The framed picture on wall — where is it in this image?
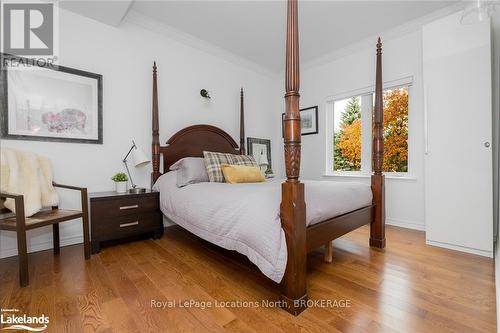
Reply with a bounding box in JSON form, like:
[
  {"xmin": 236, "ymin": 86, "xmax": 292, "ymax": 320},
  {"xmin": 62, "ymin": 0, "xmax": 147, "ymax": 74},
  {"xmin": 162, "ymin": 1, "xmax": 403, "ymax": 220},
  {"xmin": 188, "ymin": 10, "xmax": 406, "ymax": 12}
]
[
  {"xmin": 247, "ymin": 137, "xmax": 272, "ymax": 175},
  {"xmin": 282, "ymin": 105, "xmax": 319, "ymax": 137},
  {"xmin": 0, "ymin": 53, "xmax": 103, "ymax": 144}
]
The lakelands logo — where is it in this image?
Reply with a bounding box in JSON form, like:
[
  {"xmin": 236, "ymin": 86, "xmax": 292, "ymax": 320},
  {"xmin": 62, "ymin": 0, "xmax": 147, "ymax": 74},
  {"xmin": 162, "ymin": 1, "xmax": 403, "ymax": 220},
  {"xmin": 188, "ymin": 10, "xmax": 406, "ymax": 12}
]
[{"xmin": 0, "ymin": 309, "xmax": 49, "ymax": 332}]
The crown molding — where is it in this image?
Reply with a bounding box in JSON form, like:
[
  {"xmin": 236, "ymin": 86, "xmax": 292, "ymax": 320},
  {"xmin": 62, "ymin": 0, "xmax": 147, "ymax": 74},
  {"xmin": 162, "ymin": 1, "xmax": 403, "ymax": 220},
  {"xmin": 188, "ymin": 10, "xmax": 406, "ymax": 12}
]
[
  {"xmin": 123, "ymin": 9, "xmax": 277, "ymax": 79},
  {"xmin": 301, "ymin": 2, "xmax": 465, "ymax": 72},
  {"xmin": 124, "ymin": 3, "xmax": 466, "ymax": 79}
]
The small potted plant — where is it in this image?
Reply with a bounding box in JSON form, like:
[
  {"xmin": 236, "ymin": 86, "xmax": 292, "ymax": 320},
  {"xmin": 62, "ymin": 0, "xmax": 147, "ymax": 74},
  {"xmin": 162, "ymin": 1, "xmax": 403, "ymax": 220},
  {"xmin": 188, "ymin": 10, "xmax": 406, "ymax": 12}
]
[{"xmin": 111, "ymin": 172, "xmax": 128, "ymax": 193}]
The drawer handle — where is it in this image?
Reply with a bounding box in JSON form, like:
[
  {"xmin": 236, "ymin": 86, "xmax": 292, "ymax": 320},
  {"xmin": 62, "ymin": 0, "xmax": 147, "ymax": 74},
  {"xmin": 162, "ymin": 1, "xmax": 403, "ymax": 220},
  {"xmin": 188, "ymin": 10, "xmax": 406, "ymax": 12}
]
[
  {"xmin": 120, "ymin": 221, "xmax": 139, "ymax": 228},
  {"xmin": 119, "ymin": 204, "xmax": 139, "ymax": 210}
]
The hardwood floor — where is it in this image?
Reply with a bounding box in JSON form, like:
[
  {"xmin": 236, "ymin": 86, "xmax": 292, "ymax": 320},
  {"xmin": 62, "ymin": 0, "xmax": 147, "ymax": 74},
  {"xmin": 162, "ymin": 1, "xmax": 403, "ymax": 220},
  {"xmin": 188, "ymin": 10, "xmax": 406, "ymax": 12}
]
[{"xmin": 0, "ymin": 225, "xmax": 496, "ymax": 332}]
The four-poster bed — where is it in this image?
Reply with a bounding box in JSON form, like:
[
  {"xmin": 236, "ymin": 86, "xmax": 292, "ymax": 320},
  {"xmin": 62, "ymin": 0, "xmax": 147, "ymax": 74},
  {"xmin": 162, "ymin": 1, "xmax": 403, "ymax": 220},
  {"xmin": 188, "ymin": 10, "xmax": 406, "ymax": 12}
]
[{"xmin": 151, "ymin": 0, "xmax": 385, "ymax": 316}]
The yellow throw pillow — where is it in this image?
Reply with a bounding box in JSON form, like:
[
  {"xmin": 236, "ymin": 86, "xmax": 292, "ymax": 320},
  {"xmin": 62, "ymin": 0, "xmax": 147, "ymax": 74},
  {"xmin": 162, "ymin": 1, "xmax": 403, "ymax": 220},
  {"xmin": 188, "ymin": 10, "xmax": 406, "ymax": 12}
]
[{"xmin": 221, "ymin": 164, "xmax": 265, "ymax": 184}]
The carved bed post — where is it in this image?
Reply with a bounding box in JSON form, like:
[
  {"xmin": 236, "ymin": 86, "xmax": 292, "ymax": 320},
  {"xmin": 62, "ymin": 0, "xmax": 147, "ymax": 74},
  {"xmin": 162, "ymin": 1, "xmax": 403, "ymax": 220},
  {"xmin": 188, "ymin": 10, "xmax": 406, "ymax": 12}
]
[
  {"xmin": 370, "ymin": 38, "xmax": 386, "ymax": 248},
  {"xmin": 151, "ymin": 62, "xmax": 161, "ymax": 186},
  {"xmin": 239, "ymin": 88, "xmax": 245, "ymax": 155},
  {"xmin": 280, "ymin": 0, "xmax": 308, "ymax": 315}
]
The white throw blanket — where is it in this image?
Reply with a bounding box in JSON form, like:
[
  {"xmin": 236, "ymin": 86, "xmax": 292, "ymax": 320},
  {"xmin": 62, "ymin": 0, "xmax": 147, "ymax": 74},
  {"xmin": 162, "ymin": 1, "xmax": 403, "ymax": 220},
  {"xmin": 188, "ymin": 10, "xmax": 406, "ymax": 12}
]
[{"xmin": 0, "ymin": 148, "xmax": 59, "ymax": 217}]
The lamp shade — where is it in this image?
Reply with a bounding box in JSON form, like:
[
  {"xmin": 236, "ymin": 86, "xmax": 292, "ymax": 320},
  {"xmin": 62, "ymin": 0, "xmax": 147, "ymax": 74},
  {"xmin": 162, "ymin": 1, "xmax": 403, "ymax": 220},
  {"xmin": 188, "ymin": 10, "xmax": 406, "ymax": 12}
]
[{"xmin": 131, "ymin": 147, "xmax": 150, "ymax": 167}]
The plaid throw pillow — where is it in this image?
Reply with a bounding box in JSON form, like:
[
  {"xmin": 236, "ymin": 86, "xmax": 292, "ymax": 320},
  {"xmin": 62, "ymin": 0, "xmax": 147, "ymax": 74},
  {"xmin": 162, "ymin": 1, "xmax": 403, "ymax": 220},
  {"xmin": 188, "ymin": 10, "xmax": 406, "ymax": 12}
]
[
  {"xmin": 203, "ymin": 151, "xmax": 257, "ymax": 182},
  {"xmin": 231, "ymin": 154, "xmax": 258, "ymax": 167}
]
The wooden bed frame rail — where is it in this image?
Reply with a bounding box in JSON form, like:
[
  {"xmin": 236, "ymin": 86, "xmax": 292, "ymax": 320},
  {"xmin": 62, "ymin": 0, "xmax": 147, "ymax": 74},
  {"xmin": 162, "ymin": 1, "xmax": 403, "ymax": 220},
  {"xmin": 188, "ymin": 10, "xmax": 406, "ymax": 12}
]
[{"xmin": 150, "ymin": 0, "xmax": 385, "ymax": 316}]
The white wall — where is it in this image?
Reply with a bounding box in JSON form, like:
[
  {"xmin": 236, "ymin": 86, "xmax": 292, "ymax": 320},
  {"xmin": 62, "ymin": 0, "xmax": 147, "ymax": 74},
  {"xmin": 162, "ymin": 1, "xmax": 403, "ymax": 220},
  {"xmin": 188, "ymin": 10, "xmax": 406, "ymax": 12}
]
[
  {"xmin": 492, "ymin": 13, "xmax": 500, "ymax": 244},
  {"xmin": 490, "ymin": 10, "xmax": 500, "ymax": 333},
  {"xmin": 294, "ymin": 30, "xmax": 426, "ymax": 230},
  {"xmin": 0, "ymin": 8, "xmax": 279, "ymax": 258}
]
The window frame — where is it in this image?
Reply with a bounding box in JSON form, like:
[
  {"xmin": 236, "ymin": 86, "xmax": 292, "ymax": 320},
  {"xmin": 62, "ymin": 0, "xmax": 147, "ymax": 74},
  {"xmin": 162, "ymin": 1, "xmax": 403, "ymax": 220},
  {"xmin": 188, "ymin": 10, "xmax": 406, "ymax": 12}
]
[{"xmin": 325, "ymin": 76, "xmax": 413, "ymax": 178}]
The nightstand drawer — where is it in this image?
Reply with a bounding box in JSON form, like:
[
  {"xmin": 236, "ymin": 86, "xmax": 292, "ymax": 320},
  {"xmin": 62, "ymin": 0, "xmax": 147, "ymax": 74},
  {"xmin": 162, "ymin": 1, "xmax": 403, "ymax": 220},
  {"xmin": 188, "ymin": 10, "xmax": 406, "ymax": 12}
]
[
  {"xmin": 92, "ymin": 212, "xmax": 161, "ymax": 239},
  {"xmin": 91, "ymin": 196, "xmax": 159, "ymax": 219}
]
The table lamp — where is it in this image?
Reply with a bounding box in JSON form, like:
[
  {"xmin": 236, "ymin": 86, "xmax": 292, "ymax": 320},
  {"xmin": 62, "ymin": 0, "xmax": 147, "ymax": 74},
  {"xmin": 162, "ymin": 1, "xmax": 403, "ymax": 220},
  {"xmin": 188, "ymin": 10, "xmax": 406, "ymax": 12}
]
[{"xmin": 123, "ymin": 140, "xmax": 150, "ymax": 193}]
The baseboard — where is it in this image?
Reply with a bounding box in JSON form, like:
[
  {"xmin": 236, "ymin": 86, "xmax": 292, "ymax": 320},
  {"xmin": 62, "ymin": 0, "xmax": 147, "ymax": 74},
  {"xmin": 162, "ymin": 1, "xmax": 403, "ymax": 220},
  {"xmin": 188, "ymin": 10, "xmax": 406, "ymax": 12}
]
[
  {"xmin": 0, "ymin": 216, "xmax": 177, "ymax": 259},
  {"xmin": 0, "ymin": 234, "xmax": 83, "ymax": 259},
  {"xmin": 1, "ymin": 219, "xmax": 177, "ymax": 259},
  {"xmin": 163, "ymin": 215, "xmax": 176, "ymax": 227},
  {"xmin": 426, "ymin": 239, "xmax": 494, "ymax": 258},
  {"xmin": 386, "ymin": 217, "xmax": 425, "ymax": 231}
]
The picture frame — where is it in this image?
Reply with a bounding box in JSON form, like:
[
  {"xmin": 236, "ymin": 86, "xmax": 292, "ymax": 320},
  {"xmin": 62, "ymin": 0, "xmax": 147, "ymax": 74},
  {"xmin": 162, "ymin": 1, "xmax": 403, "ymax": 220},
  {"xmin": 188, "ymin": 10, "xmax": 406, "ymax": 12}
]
[
  {"xmin": 247, "ymin": 137, "xmax": 272, "ymax": 174},
  {"xmin": 0, "ymin": 53, "xmax": 103, "ymax": 144},
  {"xmin": 282, "ymin": 105, "xmax": 319, "ymax": 137}
]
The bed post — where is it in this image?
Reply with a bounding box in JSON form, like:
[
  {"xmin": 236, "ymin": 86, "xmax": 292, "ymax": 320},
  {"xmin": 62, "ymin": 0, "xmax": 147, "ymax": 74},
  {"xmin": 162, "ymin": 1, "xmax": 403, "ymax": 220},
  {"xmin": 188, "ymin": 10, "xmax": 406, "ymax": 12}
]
[
  {"xmin": 151, "ymin": 61, "xmax": 161, "ymax": 186},
  {"xmin": 239, "ymin": 88, "xmax": 245, "ymax": 155},
  {"xmin": 280, "ymin": 0, "xmax": 307, "ymax": 316},
  {"xmin": 370, "ymin": 38, "xmax": 386, "ymax": 248}
]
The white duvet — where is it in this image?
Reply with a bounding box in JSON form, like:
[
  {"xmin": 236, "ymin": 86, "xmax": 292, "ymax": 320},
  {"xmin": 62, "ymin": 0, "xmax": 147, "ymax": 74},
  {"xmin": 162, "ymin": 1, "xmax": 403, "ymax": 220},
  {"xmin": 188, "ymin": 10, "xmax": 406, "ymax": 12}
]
[{"xmin": 153, "ymin": 171, "xmax": 372, "ymax": 283}]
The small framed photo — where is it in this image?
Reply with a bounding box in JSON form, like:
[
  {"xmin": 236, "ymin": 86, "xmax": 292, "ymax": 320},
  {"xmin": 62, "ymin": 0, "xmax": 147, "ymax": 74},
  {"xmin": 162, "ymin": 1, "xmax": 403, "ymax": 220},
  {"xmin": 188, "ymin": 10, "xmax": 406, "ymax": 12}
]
[
  {"xmin": 0, "ymin": 53, "xmax": 103, "ymax": 144},
  {"xmin": 282, "ymin": 106, "xmax": 318, "ymax": 137},
  {"xmin": 247, "ymin": 137, "xmax": 272, "ymax": 174}
]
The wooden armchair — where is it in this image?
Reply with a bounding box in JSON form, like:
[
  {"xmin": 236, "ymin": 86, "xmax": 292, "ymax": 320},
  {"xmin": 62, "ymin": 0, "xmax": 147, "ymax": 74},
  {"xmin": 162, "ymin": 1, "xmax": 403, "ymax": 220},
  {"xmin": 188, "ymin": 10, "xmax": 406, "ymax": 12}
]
[{"xmin": 0, "ymin": 182, "xmax": 91, "ymax": 287}]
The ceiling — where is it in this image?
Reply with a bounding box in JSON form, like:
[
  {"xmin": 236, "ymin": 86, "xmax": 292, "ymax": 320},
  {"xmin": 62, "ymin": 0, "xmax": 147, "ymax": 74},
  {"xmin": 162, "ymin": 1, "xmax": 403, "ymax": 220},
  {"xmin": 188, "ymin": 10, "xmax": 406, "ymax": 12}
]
[
  {"xmin": 59, "ymin": 1, "xmax": 134, "ymax": 27},
  {"xmin": 60, "ymin": 1, "xmax": 460, "ymax": 72}
]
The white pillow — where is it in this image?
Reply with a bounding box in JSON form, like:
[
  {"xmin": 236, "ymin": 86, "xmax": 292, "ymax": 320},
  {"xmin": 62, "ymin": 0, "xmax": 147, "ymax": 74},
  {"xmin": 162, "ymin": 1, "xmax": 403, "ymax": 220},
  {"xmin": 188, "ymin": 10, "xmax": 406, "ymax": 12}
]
[{"xmin": 170, "ymin": 157, "xmax": 209, "ymax": 187}]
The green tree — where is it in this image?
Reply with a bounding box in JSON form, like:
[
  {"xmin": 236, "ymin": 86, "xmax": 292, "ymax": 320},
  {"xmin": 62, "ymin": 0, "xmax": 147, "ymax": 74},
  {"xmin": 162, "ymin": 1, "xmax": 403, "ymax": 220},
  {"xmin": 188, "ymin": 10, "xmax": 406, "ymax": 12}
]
[
  {"xmin": 333, "ymin": 132, "xmax": 351, "ymax": 170},
  {"xmin": 341, "ymin": 96, "xmax": 361, "ymax": 125}
]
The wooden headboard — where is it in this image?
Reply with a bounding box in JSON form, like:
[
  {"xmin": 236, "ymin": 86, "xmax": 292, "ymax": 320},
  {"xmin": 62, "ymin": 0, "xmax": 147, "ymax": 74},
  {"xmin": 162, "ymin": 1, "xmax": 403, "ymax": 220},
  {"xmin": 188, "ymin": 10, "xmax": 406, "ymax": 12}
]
[
  {"xmin": 151, "ymin": 63, "xmax": 245, "ymax": 183},
  {"xmin": 159, "ymin": 125, "xmax": 239, "ymax": 173}
]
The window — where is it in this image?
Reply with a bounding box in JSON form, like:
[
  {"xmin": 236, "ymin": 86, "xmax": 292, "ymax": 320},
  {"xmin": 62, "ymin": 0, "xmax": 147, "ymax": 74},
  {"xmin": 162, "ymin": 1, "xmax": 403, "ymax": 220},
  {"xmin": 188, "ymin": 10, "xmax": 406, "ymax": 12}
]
[{"xmin": 327, "ymin": 80, "xmax": 410, "ymax": 175}]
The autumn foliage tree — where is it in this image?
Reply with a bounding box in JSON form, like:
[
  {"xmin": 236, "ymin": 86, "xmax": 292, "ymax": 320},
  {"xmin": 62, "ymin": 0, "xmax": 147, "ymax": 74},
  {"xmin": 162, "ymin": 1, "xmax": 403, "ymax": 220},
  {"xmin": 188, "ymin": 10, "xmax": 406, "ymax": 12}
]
[
  {"xmin": 334, "ymin": 97, "xmax": 361, "ymax": 171},
  {"xmin": 338, "ymin": 118, "xmax": 361, "ymax": 169},
  {"xmin": 382, "ymin": 88, "xmax": 408, "ymax": 172}
]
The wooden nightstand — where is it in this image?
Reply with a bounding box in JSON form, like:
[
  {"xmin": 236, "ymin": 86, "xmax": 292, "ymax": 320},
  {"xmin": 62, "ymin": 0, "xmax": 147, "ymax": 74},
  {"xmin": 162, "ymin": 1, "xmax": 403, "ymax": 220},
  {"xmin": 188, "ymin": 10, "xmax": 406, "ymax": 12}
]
[{"xmin": 89, "ymin": 190, "xmax": 163, "ymax": 253}]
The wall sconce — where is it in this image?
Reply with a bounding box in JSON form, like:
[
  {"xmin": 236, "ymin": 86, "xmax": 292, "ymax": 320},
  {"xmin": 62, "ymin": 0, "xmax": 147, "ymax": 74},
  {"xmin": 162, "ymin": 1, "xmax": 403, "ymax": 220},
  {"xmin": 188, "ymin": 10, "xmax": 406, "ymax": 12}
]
[{"xmin": 200, "ymin": 89, "xmax": 211, "ymax": 99}]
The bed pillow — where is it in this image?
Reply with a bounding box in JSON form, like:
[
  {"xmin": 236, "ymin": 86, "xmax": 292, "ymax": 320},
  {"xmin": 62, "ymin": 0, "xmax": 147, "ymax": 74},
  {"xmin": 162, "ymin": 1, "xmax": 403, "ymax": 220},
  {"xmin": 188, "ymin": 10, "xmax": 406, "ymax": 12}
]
[
  {"xmin": 231, "ymin": 154, "xmax": 259, "ymax": 167},
  {"xmin": 170, "ymin": 157, "xmax": 209, "ymax": 187},
  {"xmin": 203, "ymin": 151, "xmax": 258, "ymax": 182},
  {"xmin": 221, "ymin": 164, "xmax": 265, "ymax": 184}
]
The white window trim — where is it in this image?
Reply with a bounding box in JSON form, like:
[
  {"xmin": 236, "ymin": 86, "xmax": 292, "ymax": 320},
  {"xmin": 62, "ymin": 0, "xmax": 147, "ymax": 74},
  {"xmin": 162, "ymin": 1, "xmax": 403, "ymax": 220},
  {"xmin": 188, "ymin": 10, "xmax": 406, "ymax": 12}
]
[
  {"xmin": 324, "ymin": 76, "xmax": 414, "ymax": 179},
  {"xmin": 324, "ymin": 76, "xmax": 413, "ymax": 102},
  {"xmin": 321, "ymin": 173, "xmax": 418, "ymax": 181}
]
